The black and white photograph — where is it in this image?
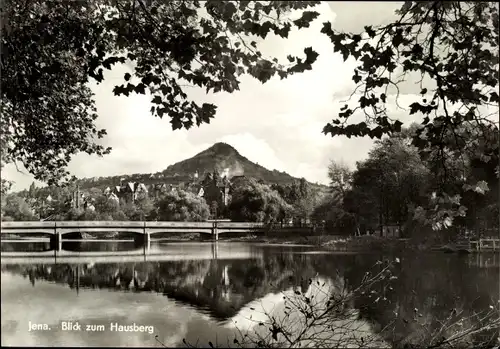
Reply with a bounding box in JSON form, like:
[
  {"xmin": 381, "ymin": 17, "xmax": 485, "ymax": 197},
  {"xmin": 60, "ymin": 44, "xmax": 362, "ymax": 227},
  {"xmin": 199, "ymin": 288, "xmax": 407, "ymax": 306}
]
[{"xmin": 1, "ymin": 1, "xmax": 499, "ymax": 347}]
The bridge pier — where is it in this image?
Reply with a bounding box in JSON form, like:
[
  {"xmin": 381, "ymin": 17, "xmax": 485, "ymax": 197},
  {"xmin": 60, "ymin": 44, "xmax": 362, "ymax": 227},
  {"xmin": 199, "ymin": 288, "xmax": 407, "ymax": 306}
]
[
  {"xmin": 212, "ymin": 222, "xmax": 219, "ymax": 241},
  {"xmin": 134, "ymin": 233, "xmax": 151, "ymax": 252},
  {"xmin": 144, "ymin": 233, "xmax": 150, "ymax": 252},
  {"xmin": 50, "ymin": 232, "xmax": 62, "ymax": 252}
]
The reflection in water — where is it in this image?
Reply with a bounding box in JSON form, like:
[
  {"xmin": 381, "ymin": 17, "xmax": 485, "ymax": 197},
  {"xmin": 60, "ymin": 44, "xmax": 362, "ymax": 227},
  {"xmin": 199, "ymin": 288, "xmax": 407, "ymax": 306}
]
[
  {"xmin": 226, "ymin": 276, "xmax": 389, "ymax": 348},
  {"xmin": 1, "ymin": 242, "xmax": 499, "ymax": 347},
  {"xmin": 1, "ymin": 240, "xmax": 140, "ymax": 253},
  {"xmin": 1, "ymin": 241, "xmax": 53, "ymax": 253}
]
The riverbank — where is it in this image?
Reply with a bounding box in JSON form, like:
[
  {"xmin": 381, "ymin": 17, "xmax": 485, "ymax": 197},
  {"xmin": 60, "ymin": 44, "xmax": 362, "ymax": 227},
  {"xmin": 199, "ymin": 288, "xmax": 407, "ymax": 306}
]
[
  {"xmin": 1, "ymin": 232, "xmax": 466, "ymax": 253},
  {"xmin": 221, "ymin": 235, "xmax": 496, "ymax": 254},
  {"xmin": 221, "ymin": 234, "xmax": 433, "ymax": 252}
]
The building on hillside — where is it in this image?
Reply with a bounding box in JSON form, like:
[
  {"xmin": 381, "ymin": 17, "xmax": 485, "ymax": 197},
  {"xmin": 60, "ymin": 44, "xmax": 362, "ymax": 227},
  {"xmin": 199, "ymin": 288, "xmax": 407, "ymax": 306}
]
[
  {"xmin": 133, "ymin": 170, "xmax": 234, "ymax": 210},
  {"xmin": 109, "ymin": 180, "xmax": 149, "ymax": 203},
  {"xmin": 104, "ymin": 187, "xmax": 112, "ymax": 196},
  {"xmin": 71, "ymin": 187, "xmax": 84, "ymax": 209},
  {"xmin": 197, "ymin": 187, "xmax": 204, "ymax": 197},
  {"xmin": 149, "ymin": 183, "xmax": 165, "ymax": 198},
  {"xmin": 230, "ymin": 175, "xmax": 247, "ymax": 187},
  {"xmin": 200, "ymin": 171, "xmax": 231, "ymax": 210},
  {"xmin": 69, "ymin": 187, "xmax": 97, "ymax": 212},
  {"xmin": 133, "ymin": 183, "xmax": 148, "ymax": 201},
  {"xmin": 374, "ymin": 224, "xmax": 401, "ymax": 238},
  {"xmin": 149, "ymin": 183, "xmax": 180, "ymax": 199},
  {"xmin": 83, "ymin": 199, "xmax": 96, "ymax": 212},
  {"xmin": 107, "ymin": 192, "xmax": 120, "ymax": 205}
]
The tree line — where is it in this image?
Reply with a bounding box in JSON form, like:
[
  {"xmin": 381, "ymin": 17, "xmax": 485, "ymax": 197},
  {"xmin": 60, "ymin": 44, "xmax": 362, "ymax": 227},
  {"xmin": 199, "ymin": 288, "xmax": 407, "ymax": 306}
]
[
  {"xmin": 314, "ymin": 123, "xmax": 498, "ymax": 240},
  {"xmin": 0, "ymin": 175, "xmax": 322, "ymax": 225},
  {"xmin": 2, "ymin": 121, "xmax": 497, "ymax": 242}
]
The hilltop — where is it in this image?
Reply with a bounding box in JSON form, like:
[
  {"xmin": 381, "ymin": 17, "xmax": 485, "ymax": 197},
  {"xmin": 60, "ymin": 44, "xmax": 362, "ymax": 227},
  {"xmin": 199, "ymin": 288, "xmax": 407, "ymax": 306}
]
[
  {"xmin": 161, "ymin": 142, "xmax": 298, "ymax": 184},
  {"xmin": 76, "ymin": 142, "xmax": 326, "ymax": 190}
]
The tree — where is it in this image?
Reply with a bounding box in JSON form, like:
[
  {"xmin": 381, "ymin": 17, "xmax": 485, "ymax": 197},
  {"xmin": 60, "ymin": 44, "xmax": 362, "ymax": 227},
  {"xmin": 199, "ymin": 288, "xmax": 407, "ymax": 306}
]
[
  {"xmin": 271, "ymin": 179, "xmax": 321, "ymax": 223},
  {"xmin": 154, "ymin": 189, "xmax": 210, "ymax": 221},
  {"xmin": 288, "ymin": 179, "xmax": 317, "ymax": 223},
  {"xmin": 0, "ymin": 176, "xmax": 12, "ymax": 196},
  {"xmin": 312, "ymin": 162, "xmax": 355, "ymax": 234},
  {"xmin": 2, "ymin": 0, "xmax": 321, "ymax": 184},
  {"xmin": 94, "ymin": 196, "xmax": 120, "ymax": 217},
  {"xmin": 311, "ymin": 194, "xmax": 354, "ymax": 235},
  {"xmin": 417, "ymin": 123, "xmax": 499, "ymax": 234},
  {"xmin": 134, "ymin": 196, "xmax": 155, "ymax": 220},
  {"xmin": 340, "ymin": 130, "xmax": 430, "ymax": 236},
  {"xmin": 229, "ymin": 179, "xmax": 293, "ymax": 223},
  {"xmin": 28, "ymin": 182, "xmax": 36, "ymax": 198},
  {"xmin": 321, "ymin": 1, "xmax": 499, "ymax": 229},
  {"xmin": 270, "ymin": 183, "xmax": 289, "ymax": 200},
  {"xmin": 79, "ymin": 209, "xmax": 99, "ymax": 221},
  {"xmin": 43, "ymin": 185, "xmax": 74, "ymax": 219},
  {"xmin": 85, "ymin": 188, "xmax": 105, "ymax": 201},
  {"xmin": 121, "ymin": 196, "xmax": 155, "ymax": 220},
  {"xmin": 111, "ymin": 210, "xmax": 128, "ymax": 221},
  {"xmin": 119, "ymin": 200, "xmax": 139, "ymax": 220},
  {"xmin": 327, "ymin": 161, "xmax": 352, "ymax": 198},
  {"xmin": 1, "ymin": 194, "xmax": 38, "ymax": 221},
  {"xmin": 64, "ymin": 207, "xmax": 85, "ymax": 221}
]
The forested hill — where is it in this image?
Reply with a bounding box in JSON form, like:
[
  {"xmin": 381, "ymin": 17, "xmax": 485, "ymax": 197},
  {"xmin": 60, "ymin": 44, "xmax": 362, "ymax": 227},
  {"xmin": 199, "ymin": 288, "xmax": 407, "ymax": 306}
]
[{"xmin": 75, "ymin": 142, "xmax": 326, "ymax": 190}]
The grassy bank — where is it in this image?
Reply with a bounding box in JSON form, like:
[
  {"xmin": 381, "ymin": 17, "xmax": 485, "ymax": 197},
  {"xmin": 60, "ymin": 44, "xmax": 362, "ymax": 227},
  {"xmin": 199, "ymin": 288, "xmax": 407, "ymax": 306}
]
[{"xmin": 221, "ymin": 234, "xmax": 431, "ymax": 252}]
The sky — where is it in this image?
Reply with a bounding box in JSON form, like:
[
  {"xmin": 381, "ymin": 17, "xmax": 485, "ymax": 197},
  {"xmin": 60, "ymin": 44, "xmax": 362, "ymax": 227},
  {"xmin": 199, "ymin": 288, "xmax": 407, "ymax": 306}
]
[{"xmin": 3, "ymin": 1, "xmax": 427, "ymax": 191}]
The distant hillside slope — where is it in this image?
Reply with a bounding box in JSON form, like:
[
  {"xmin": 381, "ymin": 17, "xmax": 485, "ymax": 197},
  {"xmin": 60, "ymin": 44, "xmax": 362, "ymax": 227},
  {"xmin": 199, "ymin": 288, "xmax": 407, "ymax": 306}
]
[
  {"xmin": 76, "ymin": 142, "xmax": 327, "ymax": 191},
  {"xmin": 161, "ymin": 142, "xmax": 297, "ymax": 183}
]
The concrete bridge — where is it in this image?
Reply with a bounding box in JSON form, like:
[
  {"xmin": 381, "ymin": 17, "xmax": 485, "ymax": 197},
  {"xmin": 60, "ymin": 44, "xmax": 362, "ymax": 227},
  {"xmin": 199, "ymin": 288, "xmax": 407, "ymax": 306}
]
[{"xmin": 0, "ymin": 220, "xmax": 310, "ymax": 251}]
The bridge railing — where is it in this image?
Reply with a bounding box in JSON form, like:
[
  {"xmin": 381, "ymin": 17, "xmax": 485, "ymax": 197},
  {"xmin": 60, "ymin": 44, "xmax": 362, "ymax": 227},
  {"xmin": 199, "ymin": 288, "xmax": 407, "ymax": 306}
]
[
  {"xmin": 57, "ymin": 221, "xmax": 145, "ymax": 228},
  {"xmin": 0, "ymin": 220, "xmax": 315, "ymax": 233},
  {"xmin": 216, "ymin": 222, "xmax": 265, "ymax": 229},
  {"xmin": 146, "ymin": 221, "xmax": 212, "ymax": 228},
  {"xmin": 1, "ymin": 221, "xmax": 56, "ymax": 229}
]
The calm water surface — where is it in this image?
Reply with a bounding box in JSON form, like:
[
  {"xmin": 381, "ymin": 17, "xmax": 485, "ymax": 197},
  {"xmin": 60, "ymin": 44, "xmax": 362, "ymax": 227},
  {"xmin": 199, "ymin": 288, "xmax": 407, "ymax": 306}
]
[{"xmin": 1, "ymin": 241, "xmax": 499, "ymax": 347}]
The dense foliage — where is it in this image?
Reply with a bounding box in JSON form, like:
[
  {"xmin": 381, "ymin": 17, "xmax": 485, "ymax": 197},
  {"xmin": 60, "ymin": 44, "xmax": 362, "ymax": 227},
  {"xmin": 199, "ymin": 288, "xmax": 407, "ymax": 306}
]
[
  {"xmin": 315, "ymin": 124, "xmax": 498, "ymax": 239},
  {"xmin": 154, "ymin": 189, "xmax": 210, "ymax": 221},
  {"xmin": 228, "ymin": 178, "xmax": 292, "ymax": 223},
  {"xmin": 320, "ymin": 1, "xmax": 499, "ymax": 227},
  {"xmin": 2, "ymin": 120, "xmax": 497, "ymax": 244},
  {"xmin": 271, "ymin": 178, "xmax": 325, "ymax": 223},
  {"xmin": 0, "ymin": 174, "xmax": 318, "ymax": 225},
  {"xmin": 2, "ymin": 1, "xmax": 497, "ymax": 236},
  {"xmin": 1, "ymin": 0, "xmax": 321, "ymax": 184},
  {"xmin": 3, "ymin": 121, "xmax": 497, "ymax": 243},
  {"xmin": 1, "ymin": 194, "xmax": 38, "ymax": 221}
]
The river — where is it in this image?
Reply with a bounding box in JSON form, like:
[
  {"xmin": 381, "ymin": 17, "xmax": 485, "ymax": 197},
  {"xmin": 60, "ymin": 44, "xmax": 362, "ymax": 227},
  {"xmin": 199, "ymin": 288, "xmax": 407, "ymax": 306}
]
[{"xmin": 1, "ymin": 241, "xmax": 499, "ymax": 347}]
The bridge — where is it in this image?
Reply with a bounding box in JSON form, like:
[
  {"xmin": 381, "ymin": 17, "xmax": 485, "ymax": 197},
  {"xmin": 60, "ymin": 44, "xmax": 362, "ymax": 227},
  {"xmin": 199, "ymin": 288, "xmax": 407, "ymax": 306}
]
[{"xmin": 0, "ymin": 220, "xmax": 312, "ymax": 251}]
